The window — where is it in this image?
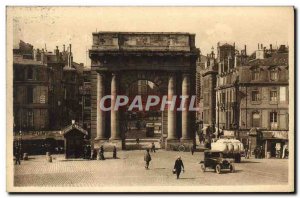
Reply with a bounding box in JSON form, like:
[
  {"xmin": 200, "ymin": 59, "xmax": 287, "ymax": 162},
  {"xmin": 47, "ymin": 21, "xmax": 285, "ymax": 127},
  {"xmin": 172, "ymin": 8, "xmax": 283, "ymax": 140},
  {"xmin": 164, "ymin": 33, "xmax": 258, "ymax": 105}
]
[
  {"xmin": 84, "ymin": 96, "xmax": 91, "ymax": 107},
  {"xmin": 270, "ymin": 112, "xmax": 278, "ymax": 129},
  {"xmin": 280, "ymin": 87, "xmax": 286, "ymax": 101},
  {"xmin": 252, "ymin": 68, "xmax": 260, "ymax": 80},
  {"xmin": 252, "ymin": 90, "xmax": 260, "ymax": 101},
  {"xmin": 252, "ymin": 112, "xmax": 260, "ymax": 127},
  {"xmin": 27, "ymin": 87, "xmax": 33, "ymax": 104},
  {"xmin": 27, "ymin": 109, "xmax": 34, "ymax": 128},
  {"xmin": 27, "ymin": 67, "xmax": 33, "ymax": 80},
  {"xmin": 270, "ymin": 90, "xmax": 278, "ymax": 102},
  {"xmin": 270, "ymin": 69, "xmax": 278, "ymax": 81}
]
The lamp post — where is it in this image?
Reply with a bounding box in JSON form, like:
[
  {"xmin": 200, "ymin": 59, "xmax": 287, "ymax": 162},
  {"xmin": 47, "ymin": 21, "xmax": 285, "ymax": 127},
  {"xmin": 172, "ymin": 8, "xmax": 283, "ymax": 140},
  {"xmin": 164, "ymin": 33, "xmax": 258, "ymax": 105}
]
[{"xmin": 19, "ymin": 130, "xmax": 23, "ymax": 159}]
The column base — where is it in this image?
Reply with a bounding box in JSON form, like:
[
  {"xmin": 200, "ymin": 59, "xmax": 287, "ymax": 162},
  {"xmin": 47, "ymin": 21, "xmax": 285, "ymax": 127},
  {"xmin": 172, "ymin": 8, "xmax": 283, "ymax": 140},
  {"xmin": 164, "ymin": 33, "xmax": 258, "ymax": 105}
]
[
  {"xmin": 165, "ymin": 139, "xmax": 180, "ymax": 151},
  {"xmin": 93, "ymin": 139, "xmax": 123, "ymax": 151},
  {"xmin": 94, "ymin": 137, "xmax": 107, "ymax": 141},
  {"xmin": 179, "ymin": 139, "xmax": 195, "ymax": 151}
]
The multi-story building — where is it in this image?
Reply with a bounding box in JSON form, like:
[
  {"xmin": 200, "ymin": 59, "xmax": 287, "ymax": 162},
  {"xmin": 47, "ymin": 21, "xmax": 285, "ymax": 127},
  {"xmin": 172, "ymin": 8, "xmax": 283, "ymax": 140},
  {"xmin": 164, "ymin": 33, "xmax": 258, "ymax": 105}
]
[
  {"xmin": 13, "ymin": 41, "xmax": 86, "ymax": 154},
  {"xmin": 201, "ymin": 49, "xmax": 218, "ymax": 129},
  {"xmin": 80, "ymin": 67, "xmax": 92, "ymax": 136},
  {"xmin": 216, "ymin": 43, "xmax": 289, "ymax": 158}
]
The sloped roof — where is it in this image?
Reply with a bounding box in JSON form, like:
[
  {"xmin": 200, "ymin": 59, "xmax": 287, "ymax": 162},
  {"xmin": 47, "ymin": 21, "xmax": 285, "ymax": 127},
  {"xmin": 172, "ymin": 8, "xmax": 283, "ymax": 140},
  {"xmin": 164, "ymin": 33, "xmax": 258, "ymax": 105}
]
[
  {"xmin": 62, "ymin": 124, "xmax": 88, "ymax": 136},
  {"xmin": 247, "ymin": 53, "xmax": 288, "ymax": 66},
  {"xmin": 13, "ymin": 55, "xmax": 46, "ymax": 66}
]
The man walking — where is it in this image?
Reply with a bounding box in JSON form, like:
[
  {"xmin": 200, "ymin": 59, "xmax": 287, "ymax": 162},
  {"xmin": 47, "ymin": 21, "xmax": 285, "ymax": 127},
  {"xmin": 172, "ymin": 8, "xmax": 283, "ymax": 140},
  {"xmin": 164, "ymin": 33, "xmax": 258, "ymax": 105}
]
[
  {"xmin": 144, "ymin": 149, "xmax": 151, "ymax": 169},
  {"xmin": 14, "ymin": 145, "xmax": 21, "ymax": 165},
  {"xmin": 174, "ymin": 156, "xmax": 184, "ymax": 179},
  {"xmin": 151, "ymin": 142, "xmax": 156, "ymax": 153},
  {"xmin": 113, "ymin": 146, "xmax": 117, "ymax": 159}
]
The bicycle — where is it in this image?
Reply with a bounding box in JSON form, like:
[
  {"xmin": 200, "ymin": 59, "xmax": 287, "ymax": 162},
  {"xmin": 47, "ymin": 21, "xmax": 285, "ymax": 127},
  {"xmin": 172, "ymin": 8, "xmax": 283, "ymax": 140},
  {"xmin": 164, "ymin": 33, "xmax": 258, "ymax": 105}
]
[{"xmin": 178, "ymin": 144, "xmax": 186, "ymax": 152}]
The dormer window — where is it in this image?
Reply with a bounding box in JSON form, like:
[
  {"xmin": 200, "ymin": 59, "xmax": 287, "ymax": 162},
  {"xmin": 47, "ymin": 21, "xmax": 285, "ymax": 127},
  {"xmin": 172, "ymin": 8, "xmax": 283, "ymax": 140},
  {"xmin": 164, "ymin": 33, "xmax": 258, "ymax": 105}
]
[
  {"xmin": 252, "ymin": 68, "xmax": 260, "ymax": 80},
  {"xmin": 27, "ymin": 67, "xmax": 33, "ymax": 80}
]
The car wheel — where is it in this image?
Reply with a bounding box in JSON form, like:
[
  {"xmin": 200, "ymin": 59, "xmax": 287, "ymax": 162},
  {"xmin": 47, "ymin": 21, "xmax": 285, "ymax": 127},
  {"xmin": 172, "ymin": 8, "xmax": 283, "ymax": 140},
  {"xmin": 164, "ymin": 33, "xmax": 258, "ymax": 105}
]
[
  {"xmin": 200, "ymin": 164, "xmax": 206, "ymax": 172},
  {"xmin": 215, "ymin": 164, "xmax": 221, "ymax": 174},
  {"xmin": 229, "ymin": 164, "xmax": 235, "ymax": 173}
]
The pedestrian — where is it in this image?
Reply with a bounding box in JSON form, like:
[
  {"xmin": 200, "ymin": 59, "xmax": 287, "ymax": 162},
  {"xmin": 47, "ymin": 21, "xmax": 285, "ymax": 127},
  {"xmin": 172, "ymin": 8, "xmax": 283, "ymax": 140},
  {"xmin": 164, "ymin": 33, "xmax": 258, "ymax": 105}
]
[
  {"xmin": 254, "ymin": 147, "xmax": 258, "ymax": 159},
  {"xmin": 83, "ymin": 145, "xmax": 87, "ymax": 159},
  {"xmin": 14, "ymin": 145, "xmax": 21, "ymax": 165},
  {"xmin": 191, "ymin": 146, "xmax": 195, "ymax": 155},
  {"xmin": 113, "ymin": 146, "xmax": 117, "ymax": 159},
  {"xmin": 173, "ymin": 156, "xmax": 184, "ymax": 179},
  {"xmin": 99, "ymin": 146, "xmax": 105, "ymax": 160},
  {"xmin": 151, "ymin": 142, "xmax": 156, "ymax": 153},
  {"xmin": 92, "ymin": 148, "xmax": 97, "ymax": 160},
  {"xmin": 144, "ymin": 149, "xmax": 151, "ymax": 169}
]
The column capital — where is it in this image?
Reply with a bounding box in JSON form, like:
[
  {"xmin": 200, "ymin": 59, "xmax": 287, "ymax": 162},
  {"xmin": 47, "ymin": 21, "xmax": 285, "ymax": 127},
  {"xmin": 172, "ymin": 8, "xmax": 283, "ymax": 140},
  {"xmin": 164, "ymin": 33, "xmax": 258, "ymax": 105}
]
[
  {"xmin": 111, "ymin": 72, "xmax": 119, "ymax": 77},
  {"xmin": 182, "ymin": 72, "xmax": 191, "ymax": 77},
  {"xmin": 96, "ymin": 71, "xmax": 106, "ymax": 76}
]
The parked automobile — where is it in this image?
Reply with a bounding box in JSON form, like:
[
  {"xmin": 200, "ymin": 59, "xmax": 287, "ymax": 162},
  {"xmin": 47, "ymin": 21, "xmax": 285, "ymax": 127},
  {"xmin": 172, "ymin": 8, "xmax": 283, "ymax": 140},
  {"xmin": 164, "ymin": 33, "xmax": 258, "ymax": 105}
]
[{"xmin": 200, "ymin": 150, "xmax": 235, "ymax": 174}]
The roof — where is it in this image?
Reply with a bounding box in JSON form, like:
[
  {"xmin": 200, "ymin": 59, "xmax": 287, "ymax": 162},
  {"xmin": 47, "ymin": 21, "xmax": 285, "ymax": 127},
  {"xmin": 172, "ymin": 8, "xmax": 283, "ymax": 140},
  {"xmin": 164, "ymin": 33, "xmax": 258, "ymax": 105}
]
[
  {"xmin": 62, "ymin": 124, "xmax": 88, "ymax": 136},
  {"xmin": 13, "ymin": 55, "xmax": 46, "ymax": 66},
  {"xmin": 247, "ymin": 53, "xmax": 288, "ymax": 66}
]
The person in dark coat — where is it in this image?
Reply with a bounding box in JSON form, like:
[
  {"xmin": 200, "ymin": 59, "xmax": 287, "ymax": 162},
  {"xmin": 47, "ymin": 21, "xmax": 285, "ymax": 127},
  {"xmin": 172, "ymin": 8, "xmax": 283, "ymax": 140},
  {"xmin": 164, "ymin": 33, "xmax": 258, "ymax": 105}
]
[
  {"xmin": 99, "ymin": 146, "xmax": 105, "ymax": 160},
  {"xmin": 14, "ymin": 146, "xmax": 21, "ymax": 165},
  {"xmin": 113, "ymin": 146, "xmax": 117, "ymax": 159},
  {"xmin": 144, "ymin": 149, "xmax": 151, "ymax": 169},
  {"xmin": 151, "ymin": 142, "xmax": 156, "ymax": 153},
  {"xmin": 191, "ymin": 146, "xmax": 195, "ymax": 155},
  {"xmin": 174, "ymin": 156, "xmax": 184, "ymax": 179}
]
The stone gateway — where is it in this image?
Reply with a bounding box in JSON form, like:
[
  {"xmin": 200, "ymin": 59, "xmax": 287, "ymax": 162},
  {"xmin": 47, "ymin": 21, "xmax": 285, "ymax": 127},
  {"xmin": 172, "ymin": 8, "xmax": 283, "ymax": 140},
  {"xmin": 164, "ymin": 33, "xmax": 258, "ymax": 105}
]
[{"xmin": 89, "ymin": 32, "xmax": 200, "ymax": 150}]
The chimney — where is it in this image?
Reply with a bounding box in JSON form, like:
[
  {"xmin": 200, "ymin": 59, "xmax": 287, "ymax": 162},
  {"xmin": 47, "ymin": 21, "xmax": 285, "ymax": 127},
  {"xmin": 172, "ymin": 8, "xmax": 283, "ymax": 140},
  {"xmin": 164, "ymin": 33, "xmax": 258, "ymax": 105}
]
[
  {"xmin": 68, "ymin": 44, "xmax": 72, "ymax": 68},
  {"xmin": 55, "ymin": 46, "xmax": 59, "ymax": 55},
  {"xmin": 270, "ymin": 44, "xmax": 273, "ymax": 52},
  {"xmin": 63, "ymin": 44, "xmax": 65, "ymax": 52},
  {"xmin": 33, "ymin": 49, "xmax": 37, "ymax": 61},
  {"xmin": 261, "ymin": 44, "xmax": 263, "ymax": 49},
  {"xmin": 41, "ymin": 48, "xmax": 46, "ymax": 64},
  {"xmin": 244, "ymin": 45, "xmax": 247, "ymax": 56},
  {"xmin": 258, "ymin": 43, "xmax": 259, "ymax": 49}
]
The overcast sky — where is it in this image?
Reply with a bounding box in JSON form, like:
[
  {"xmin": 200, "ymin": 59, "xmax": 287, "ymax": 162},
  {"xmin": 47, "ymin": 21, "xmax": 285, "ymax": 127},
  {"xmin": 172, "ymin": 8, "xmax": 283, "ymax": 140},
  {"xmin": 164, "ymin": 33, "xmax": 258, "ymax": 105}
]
[{"xmin": 11, "ymin": 7, "xmax": 293, "ymax": 66}]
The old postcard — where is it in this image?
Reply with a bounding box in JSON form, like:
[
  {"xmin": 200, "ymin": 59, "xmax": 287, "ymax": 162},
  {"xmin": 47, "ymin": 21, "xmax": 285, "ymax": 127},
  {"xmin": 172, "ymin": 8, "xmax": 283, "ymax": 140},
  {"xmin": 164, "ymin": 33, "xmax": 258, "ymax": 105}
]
[{"xmin": 6, "ymin": 6, "xmax": 294, "ymax": 192}]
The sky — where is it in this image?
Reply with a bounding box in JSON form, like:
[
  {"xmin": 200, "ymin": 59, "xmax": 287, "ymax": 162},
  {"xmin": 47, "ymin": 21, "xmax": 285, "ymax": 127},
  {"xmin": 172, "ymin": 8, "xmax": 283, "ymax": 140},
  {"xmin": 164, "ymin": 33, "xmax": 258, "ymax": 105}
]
[{"xmin": 10, "ymin": 7, "xmax": 293, "ymax": 66}]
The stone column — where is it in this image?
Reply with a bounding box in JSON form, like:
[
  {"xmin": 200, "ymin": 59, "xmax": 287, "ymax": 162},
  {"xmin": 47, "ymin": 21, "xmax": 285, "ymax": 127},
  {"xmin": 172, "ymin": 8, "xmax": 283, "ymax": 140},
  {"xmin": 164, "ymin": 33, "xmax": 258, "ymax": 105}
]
[
  {"xmin": 181, "ymin": 73, "xmax": 190, "ymax": 140},
  {"xmin": 110, "ymin": 73, "xmax": 121, "ymax": 140},
  {"xmin": 167, "ymin": 73, "xmax": 177, "ymax": 140},
  {"xmin": 95, "ymin": 72, "xmax": 106, "ymax": 140}
]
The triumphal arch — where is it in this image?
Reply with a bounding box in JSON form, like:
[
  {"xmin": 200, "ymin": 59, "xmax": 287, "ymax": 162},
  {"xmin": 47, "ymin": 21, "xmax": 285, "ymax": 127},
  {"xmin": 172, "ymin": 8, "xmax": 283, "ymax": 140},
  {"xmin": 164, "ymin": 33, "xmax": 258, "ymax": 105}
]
[{"xmin": 89, "ymin": 32, "xmax": 199, "ymax": 150}]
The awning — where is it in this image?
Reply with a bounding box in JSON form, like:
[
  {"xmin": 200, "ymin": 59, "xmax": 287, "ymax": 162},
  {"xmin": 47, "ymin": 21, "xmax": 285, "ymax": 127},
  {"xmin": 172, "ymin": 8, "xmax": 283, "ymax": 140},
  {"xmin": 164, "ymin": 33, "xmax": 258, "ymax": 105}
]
[
  {"xmin": 201, "ymin": 126, "xmax": 223, "ymax": 135},
  {"xmin": 262, "ymin": 131, "xmax": 288, "ymax": 140}
]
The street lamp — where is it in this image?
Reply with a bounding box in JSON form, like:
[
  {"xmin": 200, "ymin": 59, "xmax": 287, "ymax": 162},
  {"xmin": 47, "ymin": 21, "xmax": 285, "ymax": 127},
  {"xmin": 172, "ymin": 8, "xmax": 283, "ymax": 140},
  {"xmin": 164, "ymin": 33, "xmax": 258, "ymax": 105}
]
[{"xmin": 19, "ymin": 130, "xmax": 23, "ymax": 159}]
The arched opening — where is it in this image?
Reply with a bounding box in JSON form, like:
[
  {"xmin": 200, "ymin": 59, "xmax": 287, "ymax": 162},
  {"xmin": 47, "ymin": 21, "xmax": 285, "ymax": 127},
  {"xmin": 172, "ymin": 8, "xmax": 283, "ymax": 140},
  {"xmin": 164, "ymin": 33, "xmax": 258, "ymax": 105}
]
[{"xmin": 122, "ymin": 80, "xmax": 163, "ymax": 149}]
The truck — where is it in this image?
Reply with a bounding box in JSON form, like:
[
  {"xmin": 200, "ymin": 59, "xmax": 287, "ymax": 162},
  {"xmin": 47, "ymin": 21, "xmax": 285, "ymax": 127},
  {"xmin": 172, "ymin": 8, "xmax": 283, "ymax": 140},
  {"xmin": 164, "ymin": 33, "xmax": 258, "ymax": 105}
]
[{"xmin": 210, "ymin": 138, "xmax": 244, "ymax": 163}]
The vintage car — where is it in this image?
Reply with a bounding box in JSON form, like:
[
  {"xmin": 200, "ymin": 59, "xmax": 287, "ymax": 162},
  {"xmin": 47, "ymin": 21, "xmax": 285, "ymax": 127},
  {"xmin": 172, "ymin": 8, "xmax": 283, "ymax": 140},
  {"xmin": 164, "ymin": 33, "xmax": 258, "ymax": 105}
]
[{"xmin": 200, "ymin": 150, "xmax": 235, "ymax": 174}]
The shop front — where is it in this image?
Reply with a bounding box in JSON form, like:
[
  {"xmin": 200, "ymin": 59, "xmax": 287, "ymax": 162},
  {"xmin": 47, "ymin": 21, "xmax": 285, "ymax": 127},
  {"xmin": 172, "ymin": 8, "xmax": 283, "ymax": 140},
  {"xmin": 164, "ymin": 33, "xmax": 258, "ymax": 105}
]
[{"xmin": 262, "ymin": 131, "xmax": 289, "ymax": 159}]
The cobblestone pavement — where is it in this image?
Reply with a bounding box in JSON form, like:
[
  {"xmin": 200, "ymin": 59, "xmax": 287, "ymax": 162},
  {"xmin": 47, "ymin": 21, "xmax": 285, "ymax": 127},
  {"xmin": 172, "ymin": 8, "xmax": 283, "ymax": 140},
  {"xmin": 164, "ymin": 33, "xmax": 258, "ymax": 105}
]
[{"xmin": 13, "ymin": 150, "xmax": 288, "ymax": 187}]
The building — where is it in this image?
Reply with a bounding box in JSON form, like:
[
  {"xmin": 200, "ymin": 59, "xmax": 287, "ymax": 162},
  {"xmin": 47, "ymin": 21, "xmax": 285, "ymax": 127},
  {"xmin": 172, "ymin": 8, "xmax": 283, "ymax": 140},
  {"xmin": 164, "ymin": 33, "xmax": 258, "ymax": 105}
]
[
  {"xmin": 201, "ymin": 49, "xmax": 218, "ymax": 128},
  {"xmin": 216, "ymin": 43, "xmax": 289, "ymax": 158},
  {"xmin": 13, "ymin": 41, "xmax": 86, "ymax": 154},
  {"xmin": 89, "ymin": 32, "xmax": 199, "ymax": 150},
  {"xmin": 80, "ymin": 67, "xmax": 92, "ymax": 137}
]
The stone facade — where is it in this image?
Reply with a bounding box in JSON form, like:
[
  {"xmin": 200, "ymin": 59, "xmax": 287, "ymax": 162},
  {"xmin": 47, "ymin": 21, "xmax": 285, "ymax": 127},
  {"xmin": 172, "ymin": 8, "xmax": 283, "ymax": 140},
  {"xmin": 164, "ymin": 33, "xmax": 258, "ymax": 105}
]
[
  {"xmin": 89, "ymin": 32, "xmax": 199, "ymax": 150},
  {"xmin": 216, "ymin": 43, "xmax": 289, "ymax": 157}
]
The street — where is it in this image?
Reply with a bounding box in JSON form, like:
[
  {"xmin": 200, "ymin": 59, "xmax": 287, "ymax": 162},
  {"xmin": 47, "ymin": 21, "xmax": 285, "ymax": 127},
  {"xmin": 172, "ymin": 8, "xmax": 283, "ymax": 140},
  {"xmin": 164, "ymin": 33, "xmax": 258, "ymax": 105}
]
[{"xmin": 13, "ymin": 150, "xmax": 289, "ymax": 187}]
